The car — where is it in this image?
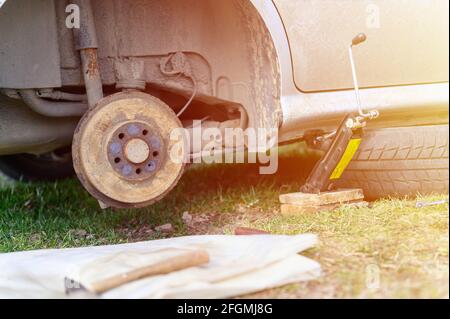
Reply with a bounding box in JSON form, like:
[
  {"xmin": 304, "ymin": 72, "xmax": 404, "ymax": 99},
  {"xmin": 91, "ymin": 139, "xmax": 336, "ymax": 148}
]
[{"xmin": 0, "ymin": 0, "xmax": 448, "ymax": 207}]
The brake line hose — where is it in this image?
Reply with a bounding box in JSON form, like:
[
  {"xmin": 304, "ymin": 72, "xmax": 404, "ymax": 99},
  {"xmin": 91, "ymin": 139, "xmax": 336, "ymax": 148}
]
[{"xmin": 160, "ymin": 52, "xmax": 198, "ymax": 117}]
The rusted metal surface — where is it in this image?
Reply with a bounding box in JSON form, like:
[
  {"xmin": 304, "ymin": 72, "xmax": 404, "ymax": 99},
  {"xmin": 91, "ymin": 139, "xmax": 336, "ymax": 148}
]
[
  {"xmin": 83, "ymin": 49, "xmax": 100, "ymax": 78},
  {"xmin": 72, "ymin": 91, "xmax": 186, "ymax": 208},
  {"xmin": 79, "ymin": 48, "xmax": 103, "ymax": 107},
  {"xmin": 73, "ymin": 0, "xmax": 103, "ymax": 107},
  {"xmin": 107, "ymin": 122, "xmax": 164, "ymax": 180}
]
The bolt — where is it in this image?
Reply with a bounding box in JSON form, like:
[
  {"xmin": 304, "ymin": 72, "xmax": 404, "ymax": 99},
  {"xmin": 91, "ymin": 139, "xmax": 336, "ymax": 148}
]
[
  {"xmin": 122, "ymin": 165, "xmax": 132, "ymax": 176},
  {"xmin": 150, "ymin": 136, "xmax": 161, "ymax": 149},
  {"xmin": 345, "ymin": 118, "xmax": 355, "ymax": 129},
  {"xmin": 127, "ymin": 124, "xmax": 140, "ymax": 136},
  {"xmin": 146, "ymin": 160, "xmax": 157, "ymax": 172},
  {"xmin": 109, "ymin": 142, "xmax": 122, "ymax": 155}
]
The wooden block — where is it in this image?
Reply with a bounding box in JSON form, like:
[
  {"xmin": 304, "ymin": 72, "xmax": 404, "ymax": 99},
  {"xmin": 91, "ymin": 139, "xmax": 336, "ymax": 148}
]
[
  {"xmin": 279, "ymin": 189, "xmax": 366, "ymax": 216},
  {"xmin": 279, "ymin": 189, "xmax": 364, "ymax": 206},
  {"xmin": 280, "ymin": 200, "xmax": 368, "ymax": 216},
  {"xmin": 279, "ymin": 193, "xmax": 321, "ymax": 206},
  {"xmin": 318, "ymin": 189, "xmax": 365, "ymax": 204}
]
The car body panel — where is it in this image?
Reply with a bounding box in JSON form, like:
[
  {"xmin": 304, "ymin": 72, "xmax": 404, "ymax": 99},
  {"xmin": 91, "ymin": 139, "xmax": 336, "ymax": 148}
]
[
  {"xmin": 273, "ymin": 0, "xmax": 449, "ymax": 92},
  {"xmin": 0, "ymin": 0, "xmax": 61, "ymax": 89},
  {"xmin": 250, "ymin": 0, "xmax": 449, "ymax": 142}
]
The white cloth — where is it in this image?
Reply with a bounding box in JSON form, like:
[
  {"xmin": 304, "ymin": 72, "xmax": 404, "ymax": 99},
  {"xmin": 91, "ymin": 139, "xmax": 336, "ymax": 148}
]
[{"xmin": 0, "ymin": 234, "xmax": 320, "ymax": 299}]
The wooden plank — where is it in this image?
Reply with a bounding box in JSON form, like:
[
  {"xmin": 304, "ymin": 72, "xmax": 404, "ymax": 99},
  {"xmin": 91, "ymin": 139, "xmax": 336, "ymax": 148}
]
[
  {"xmin": 279, "ymin": 189, "xmax": 364, "ymax": 206},
  {"xmin": 280, "ymin": 200, "xmax": 368, "ymax": 216},
  {"xmin": 279, "ymin": 189, "xmax": 366, "ymax": 216}
]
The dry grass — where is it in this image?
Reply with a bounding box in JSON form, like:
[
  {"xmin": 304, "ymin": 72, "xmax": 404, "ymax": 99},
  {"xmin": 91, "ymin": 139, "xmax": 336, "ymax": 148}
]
[{"xmin": 238, "ymin": 197, "xmax": 449, "ymax": 298}]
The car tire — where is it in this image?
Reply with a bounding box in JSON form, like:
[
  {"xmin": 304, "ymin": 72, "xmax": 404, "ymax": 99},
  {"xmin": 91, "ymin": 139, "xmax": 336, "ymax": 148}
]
[
  {"xmin": 337, "ymin": 124, "xmax": 449, "ymax": 199},
  {"xmin": 0, "ymin": 149, "xmax": 74, "ymax": 182}
]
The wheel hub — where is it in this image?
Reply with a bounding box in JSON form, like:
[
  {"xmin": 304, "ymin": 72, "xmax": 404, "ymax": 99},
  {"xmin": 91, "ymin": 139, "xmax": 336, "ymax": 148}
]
[
  {"xmin": 107, "ymin": 122, "xmax": 164, "ymax": 180},
  {"xmin": 72, "ymin": 92, "xmax": 186, "ymax": 208},
  {"xmin": 124, "ymin": 139, "xmax": 150, "ymax": 164}
]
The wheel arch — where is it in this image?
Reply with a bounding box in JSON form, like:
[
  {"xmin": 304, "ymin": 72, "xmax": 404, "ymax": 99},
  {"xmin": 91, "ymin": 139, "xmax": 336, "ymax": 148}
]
[{"xmin": 87, "ymin": 0, "xmax": 283, "ymax": 131}]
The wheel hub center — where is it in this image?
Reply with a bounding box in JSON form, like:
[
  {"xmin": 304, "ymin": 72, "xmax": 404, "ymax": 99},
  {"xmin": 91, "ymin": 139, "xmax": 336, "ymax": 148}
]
[
  {"xmin": 106, "ymin": 121, "xmax": 164, "ymax": 180},
  {"xmin": 124, "ymin": 138, "xmax": 150, "ymax": 164}
]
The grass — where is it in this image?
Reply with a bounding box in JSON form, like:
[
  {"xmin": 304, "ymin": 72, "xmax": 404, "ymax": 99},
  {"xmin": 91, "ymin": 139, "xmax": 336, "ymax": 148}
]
[{"xmin": 0, "ymin": 143, "xmax": 448, "ymax": 298}]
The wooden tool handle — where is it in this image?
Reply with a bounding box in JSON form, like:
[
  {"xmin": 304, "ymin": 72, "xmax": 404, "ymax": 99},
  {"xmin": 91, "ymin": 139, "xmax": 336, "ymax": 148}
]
[{"xmin": 90, "ymin": 250, "xmax": 209, "ymax": 294}]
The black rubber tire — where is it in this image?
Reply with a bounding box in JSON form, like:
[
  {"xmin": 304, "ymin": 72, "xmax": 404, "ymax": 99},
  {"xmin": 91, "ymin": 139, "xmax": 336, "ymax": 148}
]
[
  {"xmin": 0, "ymin": 151, "xmax": 74, "ymax": 182},
  {"xmin": 337, "ymin": 124, "xmax": 449, "ymax": 200}
]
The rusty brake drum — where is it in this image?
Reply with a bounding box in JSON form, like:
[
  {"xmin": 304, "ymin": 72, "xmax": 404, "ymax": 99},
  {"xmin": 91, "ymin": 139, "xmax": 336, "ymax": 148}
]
[{"xmin": 72, "ymin": 92, "xmax": 186, "ymax": 208}]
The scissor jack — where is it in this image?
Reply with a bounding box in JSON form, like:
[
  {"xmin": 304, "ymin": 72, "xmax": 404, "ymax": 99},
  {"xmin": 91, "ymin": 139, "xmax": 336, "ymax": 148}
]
[
  {"xmin": 280, "ymin": 33, "xmax": 379, "ymax": 215},
  {"xmin": 300, "ymin": 114, "xmax": 364, "ymax": 194}
]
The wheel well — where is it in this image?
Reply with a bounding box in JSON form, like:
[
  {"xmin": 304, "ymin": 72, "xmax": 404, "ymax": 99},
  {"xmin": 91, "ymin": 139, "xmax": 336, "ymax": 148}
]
[{"xmin": 60, "ymin": 0, "xmax": 282, "ymax": 130}]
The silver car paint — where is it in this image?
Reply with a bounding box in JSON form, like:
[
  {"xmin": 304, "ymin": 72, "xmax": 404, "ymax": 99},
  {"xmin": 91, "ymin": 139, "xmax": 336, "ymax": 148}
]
[{"xmin": 250, "ymin": 0, "xmax": 449, "ymax": 142}]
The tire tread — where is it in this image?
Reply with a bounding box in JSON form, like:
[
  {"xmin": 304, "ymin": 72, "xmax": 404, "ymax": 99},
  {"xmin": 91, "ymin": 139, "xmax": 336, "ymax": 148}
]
[{"xmin": 337, "ymin": 125, "xmax": 449, "ymax": 199}]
